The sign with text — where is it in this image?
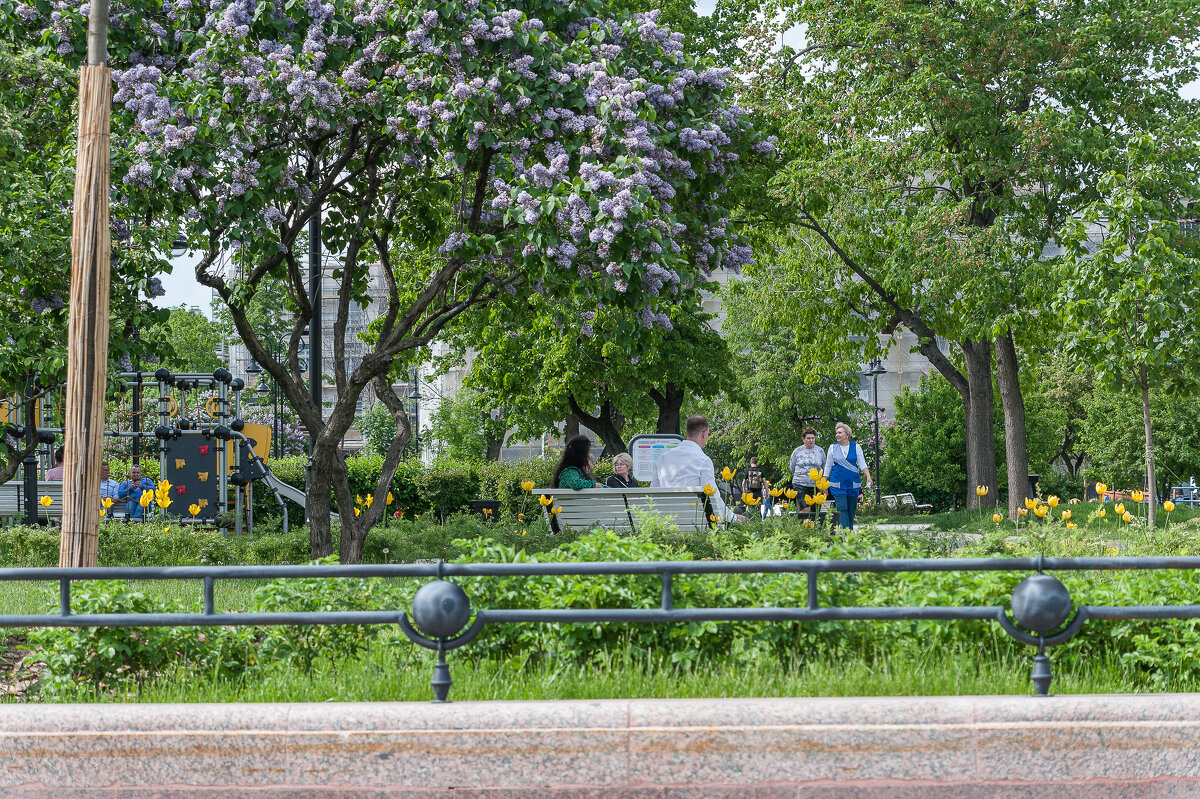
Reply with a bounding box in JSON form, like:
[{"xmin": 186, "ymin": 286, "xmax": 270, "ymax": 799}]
[{"xmin": 628, "ymin": 433, "xmax": 684, "ymax": 483}]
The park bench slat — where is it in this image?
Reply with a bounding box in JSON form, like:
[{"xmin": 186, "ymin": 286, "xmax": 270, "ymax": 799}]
[{"xmin": 531, "ymin": 487, "xmax": 714, "ymax": 533}]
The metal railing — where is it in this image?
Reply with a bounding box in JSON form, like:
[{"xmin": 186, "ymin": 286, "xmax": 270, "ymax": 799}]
[{"xmin": 2, "ymin": 555, "xmax": 1199, "ymax": 700}]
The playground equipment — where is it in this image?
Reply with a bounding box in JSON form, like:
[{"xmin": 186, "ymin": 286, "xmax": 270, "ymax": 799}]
[{"xmin": 2, "ymin": 368, "xmax": 309, "ymax": 533}]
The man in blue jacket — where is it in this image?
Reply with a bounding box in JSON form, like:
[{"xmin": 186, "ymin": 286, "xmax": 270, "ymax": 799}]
[{"xmin": 117, "ymin": 464, "xmax": 155, "ymax": 520}]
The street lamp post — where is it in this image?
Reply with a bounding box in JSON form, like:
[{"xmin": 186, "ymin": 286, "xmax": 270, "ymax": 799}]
[
  {"xmin": 864, "ymin": 358, "xmax": 886, "ymax": 506},
  {"xmin": 407, "ymin": 369, "xmax": 422, "ymax": 459}
]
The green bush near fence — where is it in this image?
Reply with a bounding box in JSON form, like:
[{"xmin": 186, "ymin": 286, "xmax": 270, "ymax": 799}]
[{"xmin": 19, "ymin": 522, "xmax": 1200, "ymax": 699}]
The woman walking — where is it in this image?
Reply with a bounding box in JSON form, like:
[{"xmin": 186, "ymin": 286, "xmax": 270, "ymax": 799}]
[
  {"xmin": 822, "ymin": 422, "xmax": 873, "ymax": 532},
  {"xmin": 789, "ymin": 427, "xmax": 825, "ymax": 522}
]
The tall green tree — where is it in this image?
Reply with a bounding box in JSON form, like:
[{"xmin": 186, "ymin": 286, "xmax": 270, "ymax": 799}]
[
  {"xmin": 737, "ymin": 0, "xmax": 1200, "ymax": 515},
  {"xmin": 144, "ymin": 306, "xmax": 224, "ymax": 374},
  {"xmin": 1057, "ymin": 137, "xmax": 1200, "ymax": 529}
]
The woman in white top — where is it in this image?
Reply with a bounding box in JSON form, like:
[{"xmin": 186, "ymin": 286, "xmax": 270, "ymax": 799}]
[
  {"xmin": 789, "ymin": 426, "xmax": 825, "ymax": 521},
  {"xmin": 822, "ymin": 422, "xmax": 873, "ymax": 531}
]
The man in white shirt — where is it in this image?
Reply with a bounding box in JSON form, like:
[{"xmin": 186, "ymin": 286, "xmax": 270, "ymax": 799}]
[{"xmin": 653, "ymin": 415, "xmax": 745, "ymax": 523}]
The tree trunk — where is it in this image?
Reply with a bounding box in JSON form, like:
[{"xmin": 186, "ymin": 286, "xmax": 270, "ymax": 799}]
[
  {"xmin": 564, "ymin": 413, "xmax": 579, "ymax": 440},
  {"xmin": 568, "ymin": 397, "xmax": 626, "ymax": 456},
  {"xmin": 307, "ymin": 438, "xmax": 336, "ymax": 558},
  {"xmin": 650, "ymin": 383, "xmax": 685, "ymax": 435},
  {"xmin": 962, "ymin": 338, "xmax": 997, "ymax": 510},
  {"xmin": 1140, "ymin": 363, "xmax": 1157, "ymax": 531},
  {"xmin": 485, "ymin": 436, "xmax": 503, "ymax": 461},
  {"xmin": 995, "ymin": 332, "xmax": 1029, "ymax": 518}
]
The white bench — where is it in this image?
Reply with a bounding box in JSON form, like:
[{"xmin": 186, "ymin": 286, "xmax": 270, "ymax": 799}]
[
  {"xmin": 0, "ymin": 481, "xmax": 65, "ymax": 521},
  {"xmin": 897, "ymin": 492, "xmax": 933, "ymax": 513},
  {"xmin": 530, "ymin": 487, "xmax": 715, "ymax": 533}
]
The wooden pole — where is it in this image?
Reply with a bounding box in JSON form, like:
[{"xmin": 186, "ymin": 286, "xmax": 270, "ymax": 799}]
[{"xmin": 60, "ymin": 1, "xmax": 111, "ymax": 567}]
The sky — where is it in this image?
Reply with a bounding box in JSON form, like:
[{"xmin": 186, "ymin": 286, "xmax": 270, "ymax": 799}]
[{"xmin": 153, "ymin": 2, "xmax": 1200, "ymax": 316}]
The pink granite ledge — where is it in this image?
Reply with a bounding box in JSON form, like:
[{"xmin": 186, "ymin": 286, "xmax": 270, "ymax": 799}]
[{"xmin": 0, "ymin": 695, "xmax": 1199, "ymax": 797}]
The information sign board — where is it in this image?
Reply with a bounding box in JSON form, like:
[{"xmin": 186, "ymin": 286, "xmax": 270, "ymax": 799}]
[{"xmin": 628, "ymin": 433, "xmax": 684, "ymax": 482}]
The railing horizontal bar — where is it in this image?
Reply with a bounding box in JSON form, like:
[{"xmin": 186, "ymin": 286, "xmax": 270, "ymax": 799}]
[
  {"xmin": 1083, "ymin": 605, "xmax": 1200, "ymax": 619},
  {"xmin": 482, "ymin": 606, "xmax": 1006, "ymax": 623},
  {"xmin": 2, "ymin": 556, "xmax": 1200, "ymax": 581},
  {"xmin": 0, "ymin": 611, "xmax": 403, "ymax": 628}
]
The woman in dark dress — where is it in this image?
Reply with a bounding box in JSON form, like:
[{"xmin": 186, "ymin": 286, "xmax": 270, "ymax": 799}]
[{"xmin": 606, "ymin": 453, "xmax": 637, "ymax": 488}]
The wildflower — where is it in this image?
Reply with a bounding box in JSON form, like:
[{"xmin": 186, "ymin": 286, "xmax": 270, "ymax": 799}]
[
  {"xmin": 521, "ymin": 529, "xmax": 527, "ymax": 536},
  {"xmin": 39, "ymin": 495, "xmax": 52, "ymax": 508},
  {"xmin": 976, "ymin": 485, "xmax": 988, "ymax": 497},
  {"xmin": 394, "ymin": 509, "xmax": 403, "ymax": 519},
  {"xmin": 482, "ymin": 507, "xmax": 493, "ymax": 516},
  {"xmin": 518, "ymin": 513, "xmax": 525, "ymax": 522},
  {"xmin": 690, "ymin": 502, "xmax": 696, "ymax": 508}
]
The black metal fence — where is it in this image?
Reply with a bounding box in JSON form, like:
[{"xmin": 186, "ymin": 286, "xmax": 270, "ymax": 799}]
[{"xmin": 2, "ymin": 555, "xmax": 1199, "ymax": 700}]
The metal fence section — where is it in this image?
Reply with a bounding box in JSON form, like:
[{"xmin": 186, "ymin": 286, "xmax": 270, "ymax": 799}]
[{"xmin": 3, "ymin": 555, "xmax": 1200, "ymax": 700}]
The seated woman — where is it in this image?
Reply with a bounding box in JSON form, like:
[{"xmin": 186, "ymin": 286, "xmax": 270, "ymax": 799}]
[
  {"xmin": 552, "ymin": 435, "xmax": 603, "ymax": 489},
  {"xmin": 606, "ymin": 453, "xmax": 637, "ymax": 488}
]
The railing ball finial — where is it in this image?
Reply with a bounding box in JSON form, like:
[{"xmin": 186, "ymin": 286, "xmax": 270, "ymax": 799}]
[
  {"xmin": 412, "ymin": 579, "xmax": 472, "ymax": 640},
  {"xmin": 1011, "ymin": 573, "xmax": 1071, "ymax": 634}
]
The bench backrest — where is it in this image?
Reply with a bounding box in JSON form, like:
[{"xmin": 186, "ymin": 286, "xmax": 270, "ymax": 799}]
[
  {"xmin": 0, "ymin": 481, "xmax": 65, "ymax": 519},
  {"xmin": 532, "ymin": 487, "xmax": 712, "ymax": 533},
  {"xmin": 881, "ymin": 494, "xmax": 899, "ymax": 509},
  {"xmin": 897, "ymin": 493, "xmax": 917, "ymax": 506}
]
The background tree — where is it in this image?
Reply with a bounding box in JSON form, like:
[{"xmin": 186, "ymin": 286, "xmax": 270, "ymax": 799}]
[
  {"xmin": 143, "ymin": 306, "xmax": 224, "ymax": 374},
  {"xmin": 423, "ymin": 387, "xmax": 498, "ymax": 462},
  {"xmin": 1057, "ymin": 137, "xmax": 1200, "ymax": 529},
  {"xmin": 0, "ymin": 40, "xmax": 168, "ymax": 482},
  {"xmin": 735, "ymin": 0, "xmax": 1200, "ymax": 515}
]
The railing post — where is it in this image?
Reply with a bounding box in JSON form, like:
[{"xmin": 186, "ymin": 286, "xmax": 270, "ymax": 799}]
[
  {"xmin": 203, "ymin": 576, "xmax": 215, "ymax": 615},
  {"xmin": 660, "ymin": 572, "xmax": 673, "ymax": 611},
  {"xmin": 1031, "ymin": 638, "xmax": 1052, "ymax": 696},
  {"xmin": 59, "ymin": 579, "xmax": 71, "ymax": 617},
  {"xmin": 807, "ymin": 570, "xmax": 819, "ymax": 610}
]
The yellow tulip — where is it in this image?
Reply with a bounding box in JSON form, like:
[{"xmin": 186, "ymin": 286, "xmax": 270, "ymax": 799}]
[
  {"xmin": 354, "ymin": 507, "xmax": 361, "ymax": 517},
  {"xmin": 992, "ymin": 513, "xmax": 1003, "ymax": 524},
  {"xmin": 1018, "ymin": 508, "xmax": 1028, "ymax": 517},
  {"xmin": 157, "ymin": 497, "xmax": 172, "ymax": 510},
  {"xmin": 709, "ymin": 514, "xmax": 719, "ymax": 523},
  {"xmin": 721, "ymin": 467, "xmax": 737, "ymax": 481},
  {"xmin": 1024, "ymin": 497, "xmax": 1036, "ymax": 510},
  {"xmin": 814, "ymin": 493, "xmax": 827, "ymax": 504},
  {"xmin": 356, "ymin": 494, "xmax": 364, "ymax": 506},
  {"xmin": 702, "ymin": 484, "xmax": 717, "ymax": 496},
  {"xmin": 1067, "ymin": 522, "xmax": 1077, "ymax": 529},
  {"xmin": 1061, "ymin": 510, "xmax": 1071, "ymax": 521},
  {"xmin": 807, "ymin": 468, "xmax": 820, "ymax": 482},
  {"xmin": 816, "ymin": 477, "xmax": 831, "ymax": 491},
  {"xmin": 976, "ymin": 485, "xmax": 988, "ymax": 497},
  {"xmin": 188, "ymin": 504, "xmax": 200, "ymax": 517},
  {"xmin": 1122, "ymin": 511, "xmax": 1133, "ymax": 523},
  {"xmin": 785, "ymin": 488, "xmax": 797, "ymax": 499},
  {"xmin": 1164, "ymin": 501, "xmax": 1176, "ymax": 512},
  {"xmin": 804, "ymin": 494, "xmax": 816, "ymax": 505},
  {"xmin": 1098, "ymin": 508, "xmax": 1106, "ymax": 518},
  {"xmin": 538, "ymin": 495, "xmax": 554, "ymax": 506},
  {"xmin": 1047, "ymin": 496, "xmax": 1059, "ymax": 508},
  {"xmin": 518, "ymin": 513, "xmax": 525, "ymax": 522},
  {"xmin": 365, "ymin": 494, "xmax": 373, "ymax": 508},
  {"xmin": 99, "ymin": 508, "xmax": 106, "ymax": 517},
  {"xmin": 770, "ymin": 487, "xmax": 784, "ymax": 498},
  {"xmin": 387, "ymin": 491, "xmax": 394, "ymax": 505},
  {"xmin": 1095, "ymin": 482, "xmax": 1107, "ymax": 496},
  {"xmin": 550, "ymin": 506, "xmax": 561, "ymax": 515},
  {"xmin": 803, "ymin": 519, "xmax": 815, "ymax": 529},
  {"xmin": 38, "ymin": 495, "xmax": 52, "ymax": 508},
  {"xmin": 520, "ymin": 480, "xmax": 535, "ymax": 492},
  {"xmin": 1131, "ymin": 490, "xmax": 1144, "ymax": 503},
  {"xmin": 1115, "ymin": 503, "xmax": 1125, "ymax": 515},
  {"xmin": 140, "ymin": 492, "xmax": 153, "ymax": 508},
  {"xmin": 742, "ymin": 493, "xmax": 761, "ymax": 506},
  {"xmin": 1034, "ymin": 505, "xmax": 1048, "ymax": 518}
]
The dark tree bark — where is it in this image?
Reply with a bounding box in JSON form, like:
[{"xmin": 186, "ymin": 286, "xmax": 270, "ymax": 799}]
[
  {"xmin": 1139, "ymin": 363, "xmax": 1157, "ymax": 531},
  {"xmin": 995, "ymin": 332, "xmax": 1029, "ymax": 518},
  {"xmin": 485, "ymin": 435, "xmax": 503, "ymax": 461},
  {"xmin": 962, "ymin": 338, "xmax": 998, "ymax": 510},
  {"xmin": 650, "ymin": 382, "xmax": 685, "ymax": 436},
  {"xmin": 567, "ymin": 397, "xmax": 626, "ymax": 456},
  {"xmin": 564, "ymin": 413, "xmax": 579, "ymax": 441}
]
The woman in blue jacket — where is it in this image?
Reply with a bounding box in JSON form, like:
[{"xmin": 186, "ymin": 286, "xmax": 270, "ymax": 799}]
[{"xmin": 822, "ymin": 422, "xmax": 874, "ymax": 531}]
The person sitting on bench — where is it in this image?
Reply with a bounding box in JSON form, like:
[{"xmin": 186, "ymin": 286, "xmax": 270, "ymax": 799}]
[
  {"xmin": 553, "ymin": 435, "xmax": 603, "ymax": 489},
  {"xmin": 652, "ymin": 415, "xmax": 744, "ymax": 523}
]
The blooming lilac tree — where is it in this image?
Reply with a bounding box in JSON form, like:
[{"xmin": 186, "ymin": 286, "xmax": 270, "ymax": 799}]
[{"xmin": 10, "ymin": 0, "xmax": 765, "ymax": 560}]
